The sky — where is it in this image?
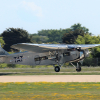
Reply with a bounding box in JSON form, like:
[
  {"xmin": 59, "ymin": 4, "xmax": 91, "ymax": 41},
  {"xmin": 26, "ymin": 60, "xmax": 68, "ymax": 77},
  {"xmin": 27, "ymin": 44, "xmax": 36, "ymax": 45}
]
[{"xmin": 0, "ymin": 0, "xmax": 100, "ymax": 35}]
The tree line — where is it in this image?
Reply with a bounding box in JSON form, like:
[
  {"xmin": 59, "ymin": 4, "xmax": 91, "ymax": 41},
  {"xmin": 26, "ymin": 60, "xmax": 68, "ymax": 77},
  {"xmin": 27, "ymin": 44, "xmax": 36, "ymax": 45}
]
[{"xmin": 0, "ymin": 23, "xmax": 100, "ymax": 60}]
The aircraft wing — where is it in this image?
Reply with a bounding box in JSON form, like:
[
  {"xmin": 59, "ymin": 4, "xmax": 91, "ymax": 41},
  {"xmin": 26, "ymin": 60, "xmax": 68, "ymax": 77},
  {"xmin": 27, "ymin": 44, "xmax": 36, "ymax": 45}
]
[
  {"xmin": 11, "ymin": 43, "xmax": 100, "ymax": 53},
  {"xmin": 11, "ymin": 43, "xmax": 68, "ymax": 53}
]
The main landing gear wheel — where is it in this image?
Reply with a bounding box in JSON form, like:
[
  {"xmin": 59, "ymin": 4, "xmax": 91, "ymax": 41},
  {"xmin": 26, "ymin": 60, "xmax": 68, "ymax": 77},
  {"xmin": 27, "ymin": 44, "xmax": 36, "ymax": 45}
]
[
  {"xmin": 76, "ymin": 66, "xmax": 81, "ymax": 72},
  {"xmin": 70, "ymin": 62, "xmax": 82, "ymax": 72},
  {"xmin": 54, "ymin": 66, "xmax": 60, "ymax": 72},
  {"xmin": 76, "ymin": 63, "xmax": 81, "ymax": 72}
]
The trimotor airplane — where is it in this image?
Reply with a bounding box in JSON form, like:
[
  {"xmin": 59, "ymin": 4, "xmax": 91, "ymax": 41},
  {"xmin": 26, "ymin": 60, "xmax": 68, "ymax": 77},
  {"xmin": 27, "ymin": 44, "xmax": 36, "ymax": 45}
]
[{"xmin": 0, "ymin": 43, "xmax": 100, "ymax": 72}]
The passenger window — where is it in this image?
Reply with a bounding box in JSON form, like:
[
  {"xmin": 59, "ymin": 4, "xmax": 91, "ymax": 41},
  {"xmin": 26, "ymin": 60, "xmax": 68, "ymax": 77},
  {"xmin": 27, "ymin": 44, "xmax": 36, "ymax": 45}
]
[
  {"xmin": 34, "ymin": 57, "xmax": 41, "ymax": 61},
  {"xmin": 63, "ymin": 52, "xmax": 70, "ymax": 56},
  {"xmin": 34, "ymin": 56, "xmax": 48, "ymax": 61}
]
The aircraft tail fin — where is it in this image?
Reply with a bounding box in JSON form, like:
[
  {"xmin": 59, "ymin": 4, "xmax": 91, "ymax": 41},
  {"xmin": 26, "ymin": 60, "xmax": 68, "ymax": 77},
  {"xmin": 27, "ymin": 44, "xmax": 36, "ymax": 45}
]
[{"xmin": 0, "ymin": 47, "xmax": 9, "ymax": 55}]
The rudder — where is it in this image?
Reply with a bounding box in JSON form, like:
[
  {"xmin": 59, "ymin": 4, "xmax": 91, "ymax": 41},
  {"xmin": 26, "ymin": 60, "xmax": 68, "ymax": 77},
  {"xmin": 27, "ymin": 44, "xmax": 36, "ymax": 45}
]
[{"xmin": 0, "ymin": 47, "xmax": 9, "ymax": 55}]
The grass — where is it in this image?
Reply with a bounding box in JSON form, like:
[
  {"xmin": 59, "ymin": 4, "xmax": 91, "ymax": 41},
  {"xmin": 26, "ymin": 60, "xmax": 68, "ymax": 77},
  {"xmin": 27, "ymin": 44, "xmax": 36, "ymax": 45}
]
[
  {"xmin": 0, "ymin": 82, "xmax": 100, "ymax": 100},
  {"xmin": 1, "ymin": 66, "xmax": 100, "ymax": 99},
  {"xmin": 0, "ymin": 66, "xmax": 100, "ymax": 75}
]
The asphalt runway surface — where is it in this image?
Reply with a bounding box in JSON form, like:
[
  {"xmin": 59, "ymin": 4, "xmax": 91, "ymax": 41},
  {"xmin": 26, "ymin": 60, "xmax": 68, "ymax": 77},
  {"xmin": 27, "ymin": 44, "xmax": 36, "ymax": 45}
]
[{"xmin": 0, "ymin": 75, "xmax": 100, "ymax": 82}]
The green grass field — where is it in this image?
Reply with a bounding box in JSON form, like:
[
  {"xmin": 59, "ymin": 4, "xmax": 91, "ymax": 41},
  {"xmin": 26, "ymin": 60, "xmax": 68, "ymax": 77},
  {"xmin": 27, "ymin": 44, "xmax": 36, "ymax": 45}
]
[
  {"xmin": 0, "ymin": 67, "xmax": 100, "ymax": 100},
  {"xmin": 0, "ymin": 67, "xmax": 100, "ymax": 75},
  {"xmin": 0, "ymin": 82, "xmax": 100, "ymax": 100}
]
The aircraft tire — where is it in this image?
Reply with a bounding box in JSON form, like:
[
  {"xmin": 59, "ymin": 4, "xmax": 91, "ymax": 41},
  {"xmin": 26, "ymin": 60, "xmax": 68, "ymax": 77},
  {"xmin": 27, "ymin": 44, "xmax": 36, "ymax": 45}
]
[
  {"xmin": 54, "ymin": 66, "xmax": 60, "ymax": 72},
  {"xmin": 76, "ymin": 66, "xmax": 81, "ymax": 72}
]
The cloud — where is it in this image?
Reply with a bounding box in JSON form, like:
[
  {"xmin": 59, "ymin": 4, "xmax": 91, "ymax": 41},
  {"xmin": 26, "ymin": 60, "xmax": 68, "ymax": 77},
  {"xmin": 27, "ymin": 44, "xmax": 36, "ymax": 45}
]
[{"xmin": 21, "ymin": 1, "xmax": 43, "ymax": 17}]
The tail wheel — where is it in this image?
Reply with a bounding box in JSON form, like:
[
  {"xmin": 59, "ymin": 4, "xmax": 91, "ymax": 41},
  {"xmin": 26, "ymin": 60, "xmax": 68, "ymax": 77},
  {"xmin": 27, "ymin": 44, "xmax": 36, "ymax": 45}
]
[{"xmin": 54, "ymin": 66, "xmax": 60, "ymax": 72}]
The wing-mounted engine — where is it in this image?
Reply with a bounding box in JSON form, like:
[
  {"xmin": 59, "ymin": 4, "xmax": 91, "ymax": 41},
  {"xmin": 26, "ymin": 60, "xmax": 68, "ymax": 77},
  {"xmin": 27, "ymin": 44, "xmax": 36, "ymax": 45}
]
[{"xmin": 83, "ymin": 49, "xmax": 90, "ymax": 57}]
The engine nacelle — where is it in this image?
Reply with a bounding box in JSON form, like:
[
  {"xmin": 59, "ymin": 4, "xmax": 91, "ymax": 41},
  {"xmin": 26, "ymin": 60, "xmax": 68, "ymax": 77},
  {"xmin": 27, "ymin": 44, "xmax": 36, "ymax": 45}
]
[{"xmin": 84, "ymin": 49, "xmax": 90, "ymax": 57}]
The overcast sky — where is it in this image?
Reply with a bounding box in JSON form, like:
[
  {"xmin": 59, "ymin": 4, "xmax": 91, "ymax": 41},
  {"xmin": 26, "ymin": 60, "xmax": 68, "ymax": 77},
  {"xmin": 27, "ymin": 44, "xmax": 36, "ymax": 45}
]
[{"xmin": 0, "ymin": 0, "xmax": 100, "ymax": 35}]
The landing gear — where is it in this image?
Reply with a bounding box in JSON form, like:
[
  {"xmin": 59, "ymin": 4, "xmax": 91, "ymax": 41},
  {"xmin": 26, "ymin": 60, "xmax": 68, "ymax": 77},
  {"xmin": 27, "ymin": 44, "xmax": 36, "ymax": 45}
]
[
  {"xmin": 54, "ymin": 66, "xmax": 60, "ymax": 72},
  {"xmin": 70, "ymin": 62, "xmax": 82, "ymax": 72},
  {"xmin": 53, "ymin": 52, "xmax": 61, "ymax": 72},
  {"xmin": 76, "ymin": 66, "xmax": 81, "ymax": 72},
  {"xmin": 76, "ymin": 63, "xmax": 81, "ymax": 72}
]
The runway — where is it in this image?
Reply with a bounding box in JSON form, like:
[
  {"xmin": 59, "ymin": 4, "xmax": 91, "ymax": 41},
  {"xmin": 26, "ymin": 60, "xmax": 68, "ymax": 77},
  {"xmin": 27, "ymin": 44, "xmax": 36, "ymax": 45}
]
[{"xmin": 0, "ymin": 75, "xmax": 100, "ymax": 82}]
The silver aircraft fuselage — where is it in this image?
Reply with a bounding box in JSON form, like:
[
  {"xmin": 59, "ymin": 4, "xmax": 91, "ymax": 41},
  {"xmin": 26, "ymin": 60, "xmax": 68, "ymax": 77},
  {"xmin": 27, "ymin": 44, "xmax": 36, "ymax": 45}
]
[{"xmin": 0, "ymin": 49, "xmax": 87, "ymax": 66}]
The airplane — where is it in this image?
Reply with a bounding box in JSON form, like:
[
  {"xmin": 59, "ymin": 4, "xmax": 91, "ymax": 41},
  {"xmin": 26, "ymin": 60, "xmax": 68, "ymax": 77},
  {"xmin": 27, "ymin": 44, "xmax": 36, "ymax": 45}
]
[{"xmin": 0, "ymin": 43, "xmax": 100, "ymax": 72}]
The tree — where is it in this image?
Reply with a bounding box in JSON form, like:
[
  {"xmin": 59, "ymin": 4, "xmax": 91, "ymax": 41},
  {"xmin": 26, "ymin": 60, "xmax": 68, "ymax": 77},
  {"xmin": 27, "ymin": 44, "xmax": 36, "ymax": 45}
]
[
  {"xmin": 75, "ymin": 34, "xmax": 100, "ymax": 57},
  {"xmin": 37, "ymin": 29, "xmax": 72, "ymax": 43},
  {"xmin": 1, "ymin": 28, "xmax": 31, "ymax": 51},
  {"xmin": 71, "ymin": 23, "xmax": 90, "ymax": 34},
  {"xmin": 30, "ymin": 34, "xmax": 49, "ymax": 43},
  {"xmin": 75, "ymin": 34, "xmax": 100, "ymax": 44},
  {"xmin": 30, "ymin": 23, "xmax": 89, "ymax": 44},
  {"xmin": 62, "ymin": 23, "xmax": 91, "ymax": 44},
  {"xmin": 0, "ymin": 37, "xmax": 5, "ymax": 48},
  {"xmin": 62, "ymin": 29, "xmax": 87, "ymax": 44}
]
